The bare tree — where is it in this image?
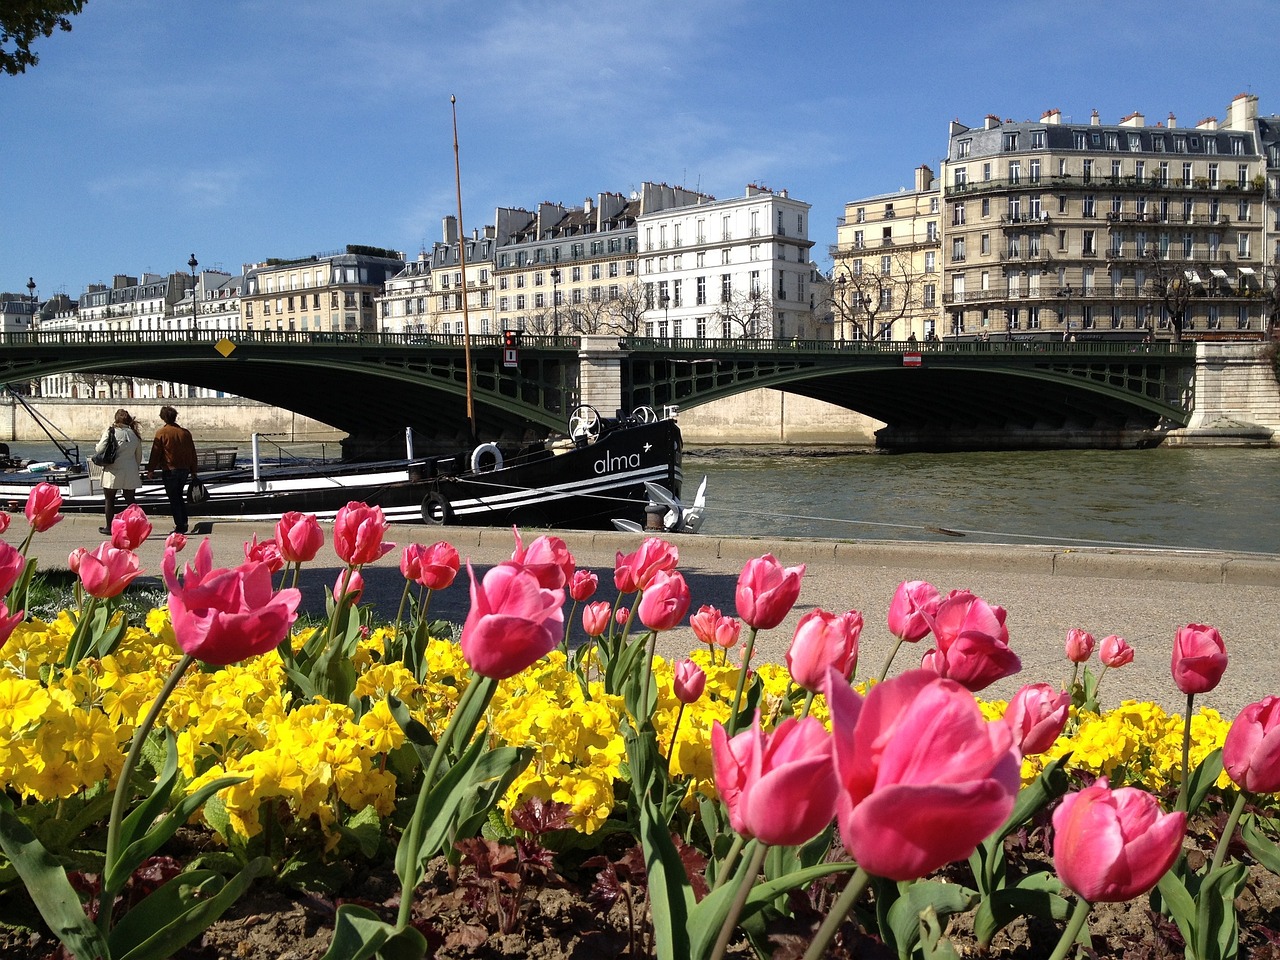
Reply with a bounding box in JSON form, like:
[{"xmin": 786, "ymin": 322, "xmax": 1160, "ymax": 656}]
[
  {"xmin": 831, "ymin": 247, "xmax": 920, "ymax": 341},
  {"xmin": 1144, "ymin": 251, "xmax": 1195, "ymax": 343},
  {"xmin": 713, "ymin": 289, "xmax": 772, "ymax": 339},
  {"xmin": 594, "ymin": 282, "xmax": 648, "ymax": 337}
]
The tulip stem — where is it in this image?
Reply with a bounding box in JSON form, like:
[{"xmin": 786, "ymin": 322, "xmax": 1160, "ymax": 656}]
[
  {"xmin": 712, "ymin": 834, "xmax": 746, "ymax": 891},
  {"xmin": 1210, "ymin": 791, "xmax": 1248, "ymax": 874},
  {"xmin": 1176, "ymin": 692, "xmax": 1195, "ymax": 813},
  {"xmin": 710, "ymin": 841, "xmax": 768, "ymax": 960},
  {"xmin": 876, "ymin": 635, "xmax": 904, "ymax": 683},
  {"xmin": 667, "ymin": 702, "xmax": 686, "ymax": 758},
  {"xmin": 1046, "ymin": 896, "xmax": 1091, "ymax": 960},
  {"xmin": 393, "ymin": 577, "xmax": 412, "ymax": 642},
  {"xmin": 800, "ymin": 689, "xmax": 816, "ymax": 718},
  {"xmin": 1068, "ymin": 661, "xmax": 1080, "ymax": 696},
  {"xmin": 801, "ymin": 865, "xmax": 870, "ymax": 960},
  {"xmin": 727, "ymin": 627, "xmax": 759, "ymax": 736},
  {"xmin": 99, "ymin": 653, "xmax": 196, "ymax": 936}
]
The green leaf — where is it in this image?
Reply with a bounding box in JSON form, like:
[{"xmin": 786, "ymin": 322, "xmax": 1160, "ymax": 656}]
[
  {"xmin": 386, "ymin": 695, "xmax": 438, "ymax": 768},
  {"xmin": 973, "ymin": 874, "xmax": 1071, "ymax": 949},
  {"xmin": 340, "ymin": 805, "xmax": 389, "ymax": 861},
  {"xmin": 1241, "ymin": 813, "xmax": 1280, "ymax": 874},
  {"xmin": 0, "ymin": 795, "xmax": 108, "ymax": 960},
  {"xmin": 637, "ymin": 792, "xmax": 695, "ymax": 960},
  {"xmin": 1157, "ymin": 870, "xmax": 1197, "ymax": 948},
  {"xmin": 885, "ymin": 879, "xmax": 979, "ymax": 959},
  {"xmin": 1185, "ymin": 748, "xmax": 1224, "ymax": 817},
  {"xmin": 1192, "ymin": 862, "xmax": 1248, "ymax": 960},
  {"xmin": 321, "ymin": 903, "xmax": 428, "ymax": 960},
  {"xmin": 452, "ymin": 746, "xmax": 533, "ymax": 844},
  {"xmin": 400, "ymin": 733, "xmax": 487, "ymax": 878},
  {"xmin": 108, "ymin": 857, "xmax": 272, "ymax": 960},
  {"xmin": 918, "ymin": 906, "xmax": 963, "ymax": 960}
]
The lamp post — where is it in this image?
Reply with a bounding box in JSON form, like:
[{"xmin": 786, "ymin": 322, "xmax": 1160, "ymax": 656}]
[
  {"xmin": 833, "ymin": 274, "xmax": 846, "ymax": 345},
  {"xmin": 26, "ymin": 277, "xmax": 36, "ymax": 324},
  {"xmin": 188, "ymin": 253, "xmax": 199, "ymax": 330},
  {"xmin": 660, "ymin": 293, "xmax": 670, "ymax": 338},
  {"xmin": 550, "ymin": 266, "xmax": 561, "ymax": 336},
  {"xmin": 1058, "ymin": 285, "xmax": 1074, "ymax": 341}
]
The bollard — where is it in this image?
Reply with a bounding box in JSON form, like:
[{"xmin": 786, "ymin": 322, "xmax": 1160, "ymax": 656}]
[{"xmin": 645, "ymin": 502, "xmax": 666, "ymax": 531}]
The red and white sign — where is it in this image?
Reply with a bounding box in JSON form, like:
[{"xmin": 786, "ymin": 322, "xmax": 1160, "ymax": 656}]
[
  {"xmin": 903, "ymin": 352, "xmax": 922, "ymax": 367},
  {"xmin": 503, "ymin": 348, "xmax": 519, "ymax": 368}
]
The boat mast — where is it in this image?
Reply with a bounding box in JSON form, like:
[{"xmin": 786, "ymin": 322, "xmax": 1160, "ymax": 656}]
[{"xmin": 450, "ymin": 95, "xmax": 477, "ymax": 446}]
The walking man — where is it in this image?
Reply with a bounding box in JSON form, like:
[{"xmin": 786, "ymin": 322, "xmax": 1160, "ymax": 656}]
[{"xmin": 147, "ymin": 405, "xmax": 199, "ymax": 535}]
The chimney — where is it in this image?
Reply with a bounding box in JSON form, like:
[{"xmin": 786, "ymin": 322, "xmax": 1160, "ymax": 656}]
[
  {"xmin": 1168, "ymin": 112, "xmax": 1177, "ymax": 129},
  {"xmin": 915, "ymin": 164, "xmax": 934, "ymax": 192},
  {"xmin": 1196, "ymin": 116, "xmax": 1219, "ymax": 131},
  {"xmin": 1120, "ymin": 111, "xmax": 1145, "ymax": 127},
  {"xmin": 583, "ymin": 196, "xmax": 593, "ymax": 215},
  {"xmin": 1226, "ymin": 93, "xmax": 1258, "ymax": 130},
  {"xmin": 442, "ymin": 215, "xmax": 459, "ymax": 244},
  {"xmin": 1041, "ymin": 108, "xmax": 1061, "ymax": 125},
  {"xmin": 1090, "ymin": 109, "xmax": 1100, "ymax": 126},
  {"xmin": 984, "ymin": 114, "xmax": 1000, "ymax": 130}
]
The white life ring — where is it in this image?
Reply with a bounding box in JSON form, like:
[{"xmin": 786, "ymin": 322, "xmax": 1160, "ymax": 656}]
[{"xmin": 470, "ymin": 442, "xmax": 504, "ymax": 472}]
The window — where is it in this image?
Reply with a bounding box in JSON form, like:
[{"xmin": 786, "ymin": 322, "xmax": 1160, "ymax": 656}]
[
  {"xmin": 980, "ymin": 233, "xmax": 991, "ymax": 255},
  {"xmin": 696, "ymin": 276, "xmax": 706, "ymax": 305},
  {"xmin": 1128, "ymin": 134, "xmax": 1141, "ymax": 152},
  {"xmin": 1082, "ymin": 159, "xmax": 1093, "ymax": 182},
  {"xmin": 1106, "ymin": 133, "xmax": 1118, "ymax": 150},
  {"xmin": 1159, "ymin": 161, "xmax": 1170, "ymax": 186},
  {"xmin": 953, "ymin": 203, "xmax": 966, "ymax": 226},
  {"xmin": 1208, "ymin": 163, "xmax": 1219, "ymax": 188},
  {"xmin": 982, "ymin": 162, "xmax": 992, "ymax": 181},
  {"xmin": 923, "ymin": 283, "xmax": 937, "ymax": 308},
  {"xmin": 1029, "ymin": 158, "xmax": 1041, "ymax": 182},
  {"xmin": 982, "ymin": 198, "xmax": 991, "ymax": 217},
  {"xmin": 957, "ymin": 138, "xmax": 971, "ymax": 158},
  {"xmin": 1083, "ymin": 196, "xmax": 1096, "ymax": 218},
  {"xmin": 925, "ymin": 251, "xmax": 936, "ymax": 273},
  {"xmin": 1083, "ymin": 231, "xmax": 1096, "ymax": 255},
  {"xmin": 926, "ymin": 221, "xmax": 938, "ymax": 242},
  {"xmin": 1031, "ymin": 130, "xmax": 1045, "ymax": 149},
  {"xmin": 951, "ymin": 237, "xmax": 966, "ymax": 261},
  {"xmin": 1112, "ymin": 159, "xmax": 1123, "ymax": 180},
  {"xmin": 1238, "ymin": 233, "xmax": 1250, "ymax": 258},
  {"xmin": 953, "ymin": 167, "xmax": 967, "ymax": 187},
  {"xmin": 1009, "ymin": 160, "xmax": 1021, "ymax": 183},
  {"xmin": 880, "ymin": 255, "xmax": 892, "ymax": 275},
  {"xmin": 1002, "ymin": 132, "xmax": 1018, "ymax": 151},
  {"xmin": 879, "ymin": 289, "xmax": 893, "ymax": 309},
  {"xmin": 720, "ymin": 274, "xmax": 731, "ymax": 302}
]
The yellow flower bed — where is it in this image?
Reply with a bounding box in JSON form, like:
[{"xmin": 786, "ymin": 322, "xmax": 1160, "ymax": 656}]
[{"xmin": 0, "ymin": 612, "xmax": 1235, "ymax": 845}]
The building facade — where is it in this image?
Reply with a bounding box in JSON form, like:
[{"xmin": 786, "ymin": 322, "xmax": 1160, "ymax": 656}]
[{"xmin": 241, "ymin": 246, "xmax": 404, "ymax": 334}]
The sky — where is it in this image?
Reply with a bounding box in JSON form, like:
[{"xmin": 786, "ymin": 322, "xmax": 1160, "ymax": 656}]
[{"xmin": 4, "ymin": 0, "xmax": 1279, "ymax": 303}]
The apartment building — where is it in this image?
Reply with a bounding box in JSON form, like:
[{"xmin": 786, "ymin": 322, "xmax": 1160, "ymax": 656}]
[
  {"xmin": 241, "ymin": 246, "xmax": 404, "ymax": 333},
  {"xmin": 639, "ymin": 184, "xmax": 815, "ymax": 340},
  {"xmin": 940, "ymin": 95, "xmax": 1270, "ymax": 339},
  {"xmin": 833, "ymin": 165, "xmax": 942, "ymax": 340}
]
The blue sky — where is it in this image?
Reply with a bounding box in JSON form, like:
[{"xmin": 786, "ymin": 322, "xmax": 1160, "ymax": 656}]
[{"xmin": 5, "ymin": 0, "xmax": 1278, "ymax": 302}]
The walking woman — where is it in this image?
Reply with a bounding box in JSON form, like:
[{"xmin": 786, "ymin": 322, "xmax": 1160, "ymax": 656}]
[{"xmin": 96, "ymin": 408, "xmax": 145, "ymax": 534}]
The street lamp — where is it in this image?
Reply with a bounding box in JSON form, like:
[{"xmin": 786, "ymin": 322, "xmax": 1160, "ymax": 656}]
[
  {"xmin": 660, "ymin": 293, "xmax": 670, "ymax": 338},
  {"xmin": 26, "ymin": 277, "xmax": 36, "ymax": 325},
  {"xmin": 188, "ymin": 253, "xmax": 199, "ymax": 330},
  {"xmin": 550, "ymin": 266, "xmax": 561, "ymax": 336},
  {"xmin": 1057, "ymin": 285, "xmax": 1074, "ymax": 341},
  {"xmin": 833, "ymin": 274, "xmax": 846, "ymax": 344}
]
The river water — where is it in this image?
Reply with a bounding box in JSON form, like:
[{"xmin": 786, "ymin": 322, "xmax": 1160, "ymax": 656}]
[
  {"xmin": 688, "ymin": 447, "xmax": 1280, "ymax": 555},
  {"xmin": 11, "ymin": 440, "xmax": 1277, "ymax": 555}
]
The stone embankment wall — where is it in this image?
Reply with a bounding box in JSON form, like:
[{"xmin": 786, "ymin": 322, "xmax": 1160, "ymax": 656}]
[{"xmin": 1166, "ymin": 342, "xmax": 1280, "ymax": 446}]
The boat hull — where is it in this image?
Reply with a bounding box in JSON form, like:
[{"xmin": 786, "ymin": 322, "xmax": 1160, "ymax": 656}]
[{"xmin": 0, "ymin": 419, "xmax": 684, "ymax": 531}]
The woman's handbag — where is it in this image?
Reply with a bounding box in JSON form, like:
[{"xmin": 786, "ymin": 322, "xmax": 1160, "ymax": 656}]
[{"xmin": 186, "ymin": 478, "xmax": 209, "ymax": 504}]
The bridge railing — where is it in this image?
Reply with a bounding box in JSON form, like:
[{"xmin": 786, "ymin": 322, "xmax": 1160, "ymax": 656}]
[{"xmin": 618, "ymin": 336, "xmax": 1197, "ymax": 357}]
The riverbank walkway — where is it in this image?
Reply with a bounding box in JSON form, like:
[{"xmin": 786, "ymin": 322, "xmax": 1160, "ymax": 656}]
[{"xmin": 23, "ymin": 514, "xmax": 1280, "ymax": 718}]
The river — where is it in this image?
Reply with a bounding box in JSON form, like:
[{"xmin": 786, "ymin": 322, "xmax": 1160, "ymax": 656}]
[{"xmin": 9, "ymin": 441, "xmax": 1276, "ymax": 555}]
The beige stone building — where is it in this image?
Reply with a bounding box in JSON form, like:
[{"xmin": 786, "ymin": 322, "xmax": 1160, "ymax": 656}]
[
  {"xmin": 940, "ymin": 96, "xmax": 1270, "ymax": 340},
  {"xmin": 833, "ymin": 165, "xmax": 942, "ymax": 341},
  {"xmin": 241, "ymin": 246, "xmax": 404, "ymax": 334}
]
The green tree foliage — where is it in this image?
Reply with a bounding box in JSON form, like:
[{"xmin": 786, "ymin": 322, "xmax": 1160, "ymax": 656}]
[{"xmin": 1, "ymin": 1, "xmax": 87, "ymax": 76}]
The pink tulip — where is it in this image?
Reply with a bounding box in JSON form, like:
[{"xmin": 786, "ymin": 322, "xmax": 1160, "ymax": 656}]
[
  {"xmin": 826, "ymin": 668, "xmax": 1021, "ymax": 881},
  {"xmin": 416, "ymin": 541, "xmax": 461, "ymax": 590},
  {"xmin": 1171, "ymin": 623, "xmax": 1228, "ymax": 695},
  {"xmin": 0, "ymin": 512, "xmax": 9, "ymax": 535},
  {"xmin": 1064, "ymin": 628, "xmax": 1096, "ymax": 664},
  {"xmin": 0, "ymin": 601, "xmax": 22, "ymax": 649},
  {"xmin": 77, "ymin": 543, "xmax": 142, "ymax": 599},
  {"xmin": 735, "ymin": 554, "xmax": 805, "ymax": 630},
  {"xmin": 163, "ymin": 540, "xmax": 302, "ymax": 666},
  {"xmin": 1003, "ymin": 683, "xmax": 1072, "ymax": 756},
  {"xmin": 637, "ymin": 569, "xmax": 692, "ymax": 632},
  {"xmin": 511, "ymin": 528, "xmax": 575, "ymax": 589},
  {"xmin": 690, "ymin": 604, "xmax": 741, "ymax": 650},
  {"xmin": 886, "ymin": 580, "xmax": 941, "ymax": 642},
  {"xmin": 109, "ymin": 504, "xmax": 152, "ymax": 550},
  {"xmin": 582, "ymin": 601, "xmax": 612, "ymax": 638},
  {"xmin": 1053, "ymin": 778, "xmax": 1186, "ymax": 902},
  {"xmin": 615, "ymin": 606, "xmax": 630, "ymax": 626},
  {"xmin": 615, "ymin": 538, "xmax": 679, "ymax": 592},
  {"xmin": 166, "ymin": 532, "xmax": 188, "ymax": 552},
  {"xmin": 333, "ymin": 502, "xmax": 395, "ymax": 566},
  {"xmin": 332, "ymin": 568, "xmax": 364, "ymax": 604},
  {"xmin": 460, "ymin": 561, "xmax": 565, "ymax": 679},
  {"xmin": 568, "ymin": 569, "xmax": 598, "ymax": 602},
  {"xmin": 673, "ymin": 659, "xmax": 706, "ymax": 704},
  {"xmin": 920, "ymin": 589, "xmax": 1021, "ymax": 692},
  {"xmin": 0, "ymin": 541, "xmax": 26, "ymax": 596},
  {"xmin": 244, "ymin": 534, "xmax": 285, "ymax": 575},
  {"xmin": 1223, "ymin": 696, "xmax": 1280, "ymax": 794},
  {"xmin": 712, "ymin": 712, "xmax": 839, "ymax": 847},
  {"xmin": 1099, "ymin": 634, "xmax": 1134, "ymax": 669},
  {"xmin": 275, "ymin": 512, "xmax": 324, "ymax": 564},
  {"xmin": 786, "ymin": 609, "xmax": 863, "ymax": 691},
  {"xmin": 24, "ymin": 482, "xmax": 62, "ymax": 532},
  {"xmin": 67, "ymin": 547, "xmax": 85, "ymax": 575}
]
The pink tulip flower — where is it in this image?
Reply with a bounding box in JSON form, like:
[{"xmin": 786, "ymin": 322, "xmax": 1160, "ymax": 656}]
[
  {"xmin": 615, "ymin": 606, "xmax": 630, "ymax": 626},
  {"xmin": 886, "ymin": 580, "xmax": 941, "ymax": 642},
  {"xmin": 67, "ymin": 547, "xmax": 85, "ymax": 575},
  {"xmin": 637, "ymin": 569, "xmax": 692, "ymax": 632},
  {"xmin": 920, "ymin": 589, "xmax": 1021, "ymax": 692},
  {"xmin": 826, "ymin": 668, "xmax": 1021, "ymax": 881},
  {"xmin": 1171, "ymin": 623, "xmax": 1228, "ymax": 694},
  {"xmin": 275, "ymin": 512, "xmax": 324, "ymax": 564},
  {"xmin": 24, "ymin": 482, "xmax": 62, "ymax": 532},
  {"xmin": 786, "ymin": 608, "xmax": 863, "ymax": 691},
  {"xmin": 1099, "ymin": 634, "xmax": 1134, "ymax": 669},
  {"xmin": 582, "ymin": 601, "xmax": 612, "ymax": 638},
  {"xmin": 333, "ymin": 502, "xmax": 395, "ymax": 566},
  {"xmin": 1064, "ymin": 628, "xmax": 1096, "ymax": 664},
  {"xmin": 334, "ymin": 568, "xmax": 364, "ymax": 605},
  {"xmin": 1223, "ymin": 696, "xmax": 1280, "ymax": 794},
  {"xmin": 166, "ymin": 532, "xmax": 188, "ymax": 552},
  {"xmin": 460, "ymin": 561, "xmax": 565, "ymax": 679},
  {"xmin": 77, "ymin": 543, "xmax": 143, "ymax": 599},
  {"xmin": 109, "ymin": 504, "xmax": 152, "ymax": 551},
  {"xmin": 1053, "ymin": 778, "xmax": 1186, "ymax": 902},
  {"xmin": 511, "ymin": 527, "xmax": 575, "ymax": 589},
  {"xmin": 1003, "ymin": 682, "xmax": 1072, "ymax": 756},
  {"xmin": 0, "ymin": 541, "xmax": 26, "ymax": 597},
  {"xmin": 0, "ymin": 601, "xmax": 22, "ymax": 649},
  {"xmin": 673, "ymin": 659, "xmax": 706, "ymax": 704},
  {"xmin": 163, "ymin": 540, "xmax": 302, "ymax": 666},
  {"xmin": 0, "ymin": 512, "xmax": 9, "ymax": 535},
  {"xmin": 401, "ymin": 540, "xmax": 461, "ymax": 591},
  {"xmin": 615, "ymin": 537, "xmax": 679, "ymax": 593},
  {"xmin": 568, "ymin": 569, "xmax": 599, "ymax": 602},
  {"xmin": 735, "ymin": 554, "xmax": 805, "ymax": 630},
  {"xmin": 244, "ymin": 534, "xmax": 285, "ymax": 575},
  {"xmin": 712, "ymin": 712, "xmax": 839, "ymax": 847},
  {"xmin": 690, "ymin": 604, "xmax": 741, "ymax": 650}
]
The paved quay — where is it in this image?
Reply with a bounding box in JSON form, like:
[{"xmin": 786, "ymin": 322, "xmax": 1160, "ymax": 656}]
[{"xmin": 24, "ymin": 514, "xmax": 1280, "ymax": 718}]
